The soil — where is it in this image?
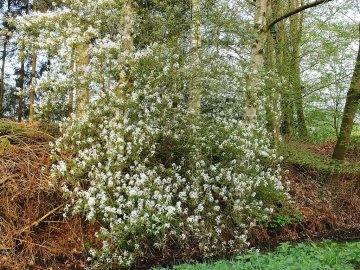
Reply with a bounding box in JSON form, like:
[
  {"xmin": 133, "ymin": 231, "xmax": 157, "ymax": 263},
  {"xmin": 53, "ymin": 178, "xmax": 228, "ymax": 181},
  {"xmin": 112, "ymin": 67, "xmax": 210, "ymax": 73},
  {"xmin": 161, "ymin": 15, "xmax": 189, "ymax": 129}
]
[{"xmin": 0, "ymin": 122, "xmax": 359, "ymax": 269}]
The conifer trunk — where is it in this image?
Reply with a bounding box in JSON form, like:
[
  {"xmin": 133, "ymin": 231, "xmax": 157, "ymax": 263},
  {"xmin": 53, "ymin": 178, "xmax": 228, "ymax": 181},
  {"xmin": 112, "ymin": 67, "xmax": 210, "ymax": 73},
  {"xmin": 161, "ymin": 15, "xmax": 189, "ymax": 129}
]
[
  {"xmin": 0, "ymin": 38, "xmax": 7, "ymax": 118},
  {"xmin": 29, "ymin": 0, "xmax": 37, "ymax": 121},
  {"xmin": 18, "ymin": 58, "xmax": 25, "ymax": 122},
  {"xmin": 29, "ymin": 52, "xmax": 37, "ymax": 121}
]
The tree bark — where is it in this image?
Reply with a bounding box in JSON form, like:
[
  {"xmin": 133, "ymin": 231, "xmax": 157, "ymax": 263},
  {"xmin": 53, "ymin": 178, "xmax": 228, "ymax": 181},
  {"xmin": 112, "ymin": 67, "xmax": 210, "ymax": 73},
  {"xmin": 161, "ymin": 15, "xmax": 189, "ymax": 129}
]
[
  {"xmin": 29, "ymin": 0, "xmax": 37, "ymax": 121},
  {"xmin": 245, "ymin": 0, "xmax": 268, "ymax": 122},
  {"xmin": 275, "ymin": 9, "xmax": 295, "ymax": 137},
  {"xmin": 332, "ymin": 23, "xmax": 360, "ymax": 161},
  {"xmin": 189, "ymin": 0, "xmax": 201, "ymax": 114},
  {"xmin": 18, "ymin": 57, "xmax": 25, "ymax": 122},
  {"xmin": 289, "ymin": 0, "xmax": 307, "ymax": 139},
  {"xmin": 29, "ymin": 52, "xmax": 37, "ymax": 121},
  {"xmin": 267, "ymin": 0, "xmax": 334, "ymax": 30},
  {"xmin": 264, "ymin": 0, "xmax": 281, "ymax": 142},
  {"xmin": 0, "ymin": 37, "xmax": 7, "ymax": 118}
]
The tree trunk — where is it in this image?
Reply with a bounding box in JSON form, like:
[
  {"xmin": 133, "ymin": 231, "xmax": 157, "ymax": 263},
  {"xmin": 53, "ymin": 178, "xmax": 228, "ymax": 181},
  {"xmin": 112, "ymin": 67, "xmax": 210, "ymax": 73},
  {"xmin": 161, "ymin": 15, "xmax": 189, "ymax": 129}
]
[
  {"xmin": 289, "ymin": 0, "xmax": 307, "ymax": 139},
  {"xmin": 0, "ymin": 38, "xmax": 7, "ymax": 118},
  {"xmin": 332, "ymin": 23, "xmax": 360, "ymax": 161},
  {"xmin": 29, "ymin": 52, "xmax": 37, "ymax": 121},
  {"xmin": 245, "ymin": 0, "xmax": 268, "ymax": 122},
  {"xmin": 264, "ymin": 0, "xmax": 281, "ymax": 141},
  {"xmin": 18, "ymin": 58, "xmax": 25, "ymax": 122},
  {"xmin": 276, "ymin": 15, "xmax": 295, "ymax": 136},
  {"xmin": 29, "ymin": 0, "xmax": 37, "ymax": 121},
  {"xmin": 189, "ymin": 0, "xmax": 201, "ymax": 114}
]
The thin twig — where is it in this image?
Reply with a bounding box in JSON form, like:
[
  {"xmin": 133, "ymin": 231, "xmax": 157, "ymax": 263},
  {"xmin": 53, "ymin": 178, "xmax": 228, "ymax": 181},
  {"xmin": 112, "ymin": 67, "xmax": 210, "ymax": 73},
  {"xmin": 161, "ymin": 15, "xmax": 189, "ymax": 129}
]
[
  {"xmin": 17, "ymin": 203, "xmax": 67, "ymax": 235},
  {"xmin": 0, "ymin": 174, "xmax": 19, "ymax": 185}
]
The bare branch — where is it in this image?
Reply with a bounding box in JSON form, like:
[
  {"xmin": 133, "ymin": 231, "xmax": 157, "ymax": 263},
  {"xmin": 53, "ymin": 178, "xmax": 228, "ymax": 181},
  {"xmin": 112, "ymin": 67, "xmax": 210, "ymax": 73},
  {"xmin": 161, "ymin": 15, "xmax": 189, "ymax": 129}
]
[{"xmin": 267, "ymin": 0, "xmax": 334, "ymax": 30}]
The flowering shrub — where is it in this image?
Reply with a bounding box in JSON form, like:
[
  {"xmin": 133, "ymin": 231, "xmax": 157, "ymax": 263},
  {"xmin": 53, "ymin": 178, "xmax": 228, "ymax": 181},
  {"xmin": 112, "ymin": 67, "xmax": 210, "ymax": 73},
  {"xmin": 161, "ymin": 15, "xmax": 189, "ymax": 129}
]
[
  {"xmin": 50, "ymin": 47, "xmax": 288, "ymax": 268},
  {"xmin": 15, "ymin": 0, "xmax": 288, "ymax": 268}
]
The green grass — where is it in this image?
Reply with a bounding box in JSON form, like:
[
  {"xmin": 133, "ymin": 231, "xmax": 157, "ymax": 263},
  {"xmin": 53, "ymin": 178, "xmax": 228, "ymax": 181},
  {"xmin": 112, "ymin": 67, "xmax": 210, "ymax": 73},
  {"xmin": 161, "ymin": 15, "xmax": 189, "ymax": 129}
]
[
  {"xmin": 156, "ymin": 241, "xmax": 360, "ymax": 270},
  {"xmin": 280, "ymin": 142, "xmax": 360, "ymax": 174}
]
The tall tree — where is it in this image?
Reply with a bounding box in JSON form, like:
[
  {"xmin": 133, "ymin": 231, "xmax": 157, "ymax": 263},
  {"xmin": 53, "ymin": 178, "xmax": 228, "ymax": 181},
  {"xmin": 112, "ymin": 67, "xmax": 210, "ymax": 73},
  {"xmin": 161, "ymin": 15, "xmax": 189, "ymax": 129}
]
[
  {"xmin": 0, "ymin": 1, "xmax": 12, "ymax": 118},
  {"xmin": 0, "ymin": 34, "xmax": 8, "ymax": 118},
  {"xmin": 332, "ymin": 22, "xmax": 360, "ymax": 161},
  {"xmin": 264, "ymin": 0, "xmax": 281, "ymax": 141}
]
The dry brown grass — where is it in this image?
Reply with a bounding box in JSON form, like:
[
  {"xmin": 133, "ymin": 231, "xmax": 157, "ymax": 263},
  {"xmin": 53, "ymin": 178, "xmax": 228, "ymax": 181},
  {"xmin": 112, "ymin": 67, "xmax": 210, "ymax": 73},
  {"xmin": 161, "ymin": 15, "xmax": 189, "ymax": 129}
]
[{"xmin": 0, "ymin": 120, "xmax": 86, "ymax": 270}]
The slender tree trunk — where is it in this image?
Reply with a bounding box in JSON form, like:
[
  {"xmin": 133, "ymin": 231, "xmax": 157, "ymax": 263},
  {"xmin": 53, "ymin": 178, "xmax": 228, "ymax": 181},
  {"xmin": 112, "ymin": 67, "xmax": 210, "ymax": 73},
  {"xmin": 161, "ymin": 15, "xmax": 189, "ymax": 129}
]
[
  {"xmin": 29, "ymin": 52, "xmax": 37, "ymax": 121},
  {"xmin": 289, "ymin": 0, "xmax": 307, "ymax": 139},
  {"xmin": 29, "ymin": 0, "xmax": 37, "ymax": 121},
  {"xmin": 283, "ymin": 33, "xmax": 296, "ymax": 136},
  {"xmin": 18, "ymin": 58, "xmax": 25, "ymax": 122},
  {"xmin": 0, "ymin": 38, "xmax": 7, "ymax": 118},
  {"xmin": 332, "ymin": 24, "xmax": 360, "ymax": 161},
  {"xmin": 189, "ymin": 0, "xmax": 201, "ymax": 114},
  {"xmin": 245, "ymin": 0, "xmax": 268, "ymax": 122}
]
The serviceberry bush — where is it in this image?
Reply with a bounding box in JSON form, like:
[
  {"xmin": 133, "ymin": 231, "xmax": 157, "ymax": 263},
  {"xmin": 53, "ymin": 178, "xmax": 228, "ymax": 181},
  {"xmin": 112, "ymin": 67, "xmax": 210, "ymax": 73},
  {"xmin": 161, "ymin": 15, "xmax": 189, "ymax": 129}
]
[
  {"xmin": 50, "ymin": 48, "xmax": 288, "ymax": 268},
  {"xmin": 15, "ymin": 0, "xmax": 289, "ymax": 268}
]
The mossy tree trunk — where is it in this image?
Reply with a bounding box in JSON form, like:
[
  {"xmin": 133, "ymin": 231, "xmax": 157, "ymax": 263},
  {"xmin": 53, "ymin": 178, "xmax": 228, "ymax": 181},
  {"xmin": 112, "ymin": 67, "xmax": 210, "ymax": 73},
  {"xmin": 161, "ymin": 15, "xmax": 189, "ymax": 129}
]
[
  {"xmin": 264, "ymin": 0, "xmax": 281, "ymax": 142},
  {"xmin": 275, "ymin": 11, "xmax": 295, "ymax": 137},
  {"xmin": 289, "ymin": 0, "xmax": 307, "ymax": 139}
]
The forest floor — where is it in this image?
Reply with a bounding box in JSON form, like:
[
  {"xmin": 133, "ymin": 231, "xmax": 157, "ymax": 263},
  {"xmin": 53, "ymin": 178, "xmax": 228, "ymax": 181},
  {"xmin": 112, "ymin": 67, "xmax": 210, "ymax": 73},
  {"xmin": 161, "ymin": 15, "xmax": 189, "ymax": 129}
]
[{"xmin": 0, "ymin": 120, "xmax": 359, "ymax": 270}]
